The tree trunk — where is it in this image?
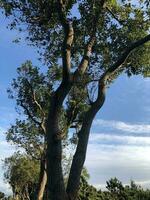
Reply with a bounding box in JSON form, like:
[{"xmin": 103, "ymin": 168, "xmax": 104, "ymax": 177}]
[
  {"xmin": 46, "ymin": 105, "xmax": 68, "ymax": 200},
  {"xmin": 67, "ymin": 83, "xmax": 106, "ymax": 200},
  {"xmin": 37, "ymin": 158, "xmax": 47, "ymax": 200},
  {"xmin": 46, "ymin": 82, "xmax": 71, "ymax": 200},
  {"xmin": 66, "ymin": 117, "xmax": 93, "ymax": 200},
  {"xmin": 46, "ymin": 121, "xmax": 68, "ymax": 200}
]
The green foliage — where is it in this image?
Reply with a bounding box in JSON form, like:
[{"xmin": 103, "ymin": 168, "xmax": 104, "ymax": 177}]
[
  {"xmin": 3, "ymin": 0, "xmax": 150, "ymax": 161},
  {"xmin": 106, "ymin": 178, "xmax": 128, "ymax": 200},
  {"xmin": 4, "ymin": 153, "xmax": 40, "ymax": 200},
  {"xmin": 0, "ymin": 192, "xmax": 5, "ymax": 199},
  {"xmin": 78, "ymin": 176, "xmax": 103, "ymax": 200},
  {"xmin": 78, "ymin": 177, "xmax": 150, "ymax": 200},
  {"xmin": 1, "ymin": 0, "xmax": 150, "ymax": 77},
  {"xmin": 7, "ymin": 61, "xmax": 52, "ymax": 119},
  {"xmin": 6, "ymin": 61, "xmax": 52, "ymax": 158}
]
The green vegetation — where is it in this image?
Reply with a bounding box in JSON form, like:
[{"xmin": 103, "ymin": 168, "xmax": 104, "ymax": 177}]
[
  {"xmin": 78, "ymin": 177, "xmax": 150, "ymax": 200},
  {"xmin": 3, "ymin": 162, "xmax": 150, "ymax": 200}
]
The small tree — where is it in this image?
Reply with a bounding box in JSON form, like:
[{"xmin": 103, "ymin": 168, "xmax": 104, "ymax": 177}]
[
  {"xmin": 106, "ymin": 178, "xmax": 128, "ymax": 200},
  {"xmin": 4, "ymin": 153, "xmax": 39, "ymax": 200}
]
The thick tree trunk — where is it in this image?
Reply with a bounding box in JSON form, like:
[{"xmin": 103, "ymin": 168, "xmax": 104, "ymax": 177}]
[
  {"xmin": 46, "ymin": 131, "xmax": 66, "ymax": 199},
  {"xmin": 46, "ymin": 82, "xmax": 71, "ymax": 200},
  {"xmin": 37, "ymin": 158, "xmax": 47, "ymax": 200}
]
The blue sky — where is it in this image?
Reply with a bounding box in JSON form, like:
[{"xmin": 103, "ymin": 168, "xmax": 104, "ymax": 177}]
[{"xmin": 0, "ymin": 12, "xmax": 150, "ymax": 195}]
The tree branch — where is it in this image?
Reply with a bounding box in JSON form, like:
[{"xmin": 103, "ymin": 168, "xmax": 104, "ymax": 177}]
[
  {"xmin": 77, "ymin": 36, "xmax": 96, "ymax": 75},
  {"xmin": 75, "ymin": 0, "xmax": 105, "ymax": 76},
  {"xmin": 106, "ymin": 6, "xmax": 125, "ymax": 26},
  {"xmin": 32, "ymin": 91, "xmax": 45, "ymax": 117},
  {"xmin": 101, "ymin": 34, "xmax": 150, "ymax": 82},
  {"xmin": 57, "ymin": 0, "xmax": 74, "ymax": 81},
  {"xmin": 62, "ymin": 20, "xmax": 74, "ymax": 81},
  {"xmin": 20, "ymin": 100, "xmax": 41, "ymax": 127},
  {"xmin": 25, "ymin": 80, "xmax": 46, "ymax": 133}
]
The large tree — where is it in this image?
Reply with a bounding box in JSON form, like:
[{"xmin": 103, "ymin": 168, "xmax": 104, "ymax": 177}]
[{"xmin": 1, "ymin": 0, "xmax": 150, "ymax": 199}]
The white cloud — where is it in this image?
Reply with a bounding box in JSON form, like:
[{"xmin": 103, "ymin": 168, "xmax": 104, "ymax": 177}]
[
  {"xmin": 86, "ymin": 118, "xmax": 150, "ymax": 188},
  {"xmin": 86, "ymin": 119, "xmax": 150, "ymax": 189},
  {"xmin": 0, "ymin": 179, "xmax": 12, "ymax": 196},
  {"xmin": 85, "ymin": 143, "xmax": 150, "ymax": 189},
  {"xmin": 0, "ymin": 140, "xmax": 15, "ymax": 195},
  {"xmin": 94, "ymin": 119, "xmax": 150, "ymax": 134},
  {"xmin": 0, "ymin": 140, "xmax": 15, "ymax": 160},
  {"xmin": 90, "ymin": 133, "xmax": 150, "ymax": 146}
]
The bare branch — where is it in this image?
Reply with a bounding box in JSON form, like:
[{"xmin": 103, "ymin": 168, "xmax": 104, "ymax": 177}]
[
  {"xmin": 32, "ymin": 91, "xmax": 46, "ymax": 133},
  {"xmin": 57, "ymin": 0, "xmax": 67, "ymax": 26}
]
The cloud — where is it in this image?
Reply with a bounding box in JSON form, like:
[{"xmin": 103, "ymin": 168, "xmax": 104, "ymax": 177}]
[
  {"xmin": 86, "ymin": 119, "xmax": 150, "ymax": 189},
  {"xmin": 85, "ymin": 142, "xmax": 150, "ymax": 189},
  {"xmin": 86, "ymin": 118, "xmax": 150, "ymax": 189},
  {"xmin": 0, "ymin": 139, "xmax": 15, "ymax": 195},
  {"xmin": 94, "ymin": 119, "xmax": 150, "ymax": 134},
  {"xmin": 0, "ymin": 179, "xmax": 12, "ymax": 196},
  {"xmin": 89, "ymin": 133, "xmax": 150, "ymax": 146}
]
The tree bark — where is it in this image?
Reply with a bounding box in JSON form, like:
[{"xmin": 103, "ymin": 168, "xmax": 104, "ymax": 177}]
[
  {"xmin": 46, "ymin": 82, "xmax": 71, "ymax": 200},
  {"xmin": 37, "ymin": 158, "xmax": 47, "ymax": 200},
  {"xmin": 67, "ymin": 82, "xmax": 106, "ymax": 200},
  {"xmin": 66, "ymin": 118, "xmax": 93, "ymax": 200}
]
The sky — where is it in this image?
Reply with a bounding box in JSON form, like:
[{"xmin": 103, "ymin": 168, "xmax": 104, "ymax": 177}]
[{"xmin": 0, "ymin": 11, "xmax": 150, "ymax": 195}]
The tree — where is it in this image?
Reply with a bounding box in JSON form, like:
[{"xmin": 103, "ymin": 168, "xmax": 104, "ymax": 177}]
[
  {"xmin": 1, "ymin": 0, "xmax": 150, "ymax": 199},
  {"xmin": 4, "ymin": 152, "xmax": 39, "ymax": 200},
  {"xmin": 106, "ymin": 178, "xmax": 128, "ymax": 200}
]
